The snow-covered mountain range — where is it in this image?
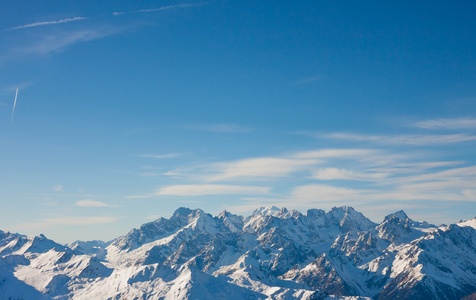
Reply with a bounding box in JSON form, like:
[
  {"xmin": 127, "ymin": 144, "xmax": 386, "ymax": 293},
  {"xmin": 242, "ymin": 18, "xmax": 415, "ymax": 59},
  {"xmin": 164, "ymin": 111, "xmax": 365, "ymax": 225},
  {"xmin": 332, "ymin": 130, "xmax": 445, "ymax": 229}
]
[{"xmin": 1, "ymin": 206, "xmax": 475, "ymax": 299}]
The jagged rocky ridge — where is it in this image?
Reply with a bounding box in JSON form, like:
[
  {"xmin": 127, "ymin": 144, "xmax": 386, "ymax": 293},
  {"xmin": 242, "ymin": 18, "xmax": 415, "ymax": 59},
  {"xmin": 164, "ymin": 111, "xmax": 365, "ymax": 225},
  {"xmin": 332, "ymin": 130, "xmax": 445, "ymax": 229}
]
[{"xmin": 0, "ymin": 206, "xmax": 475, "ymax": 299}]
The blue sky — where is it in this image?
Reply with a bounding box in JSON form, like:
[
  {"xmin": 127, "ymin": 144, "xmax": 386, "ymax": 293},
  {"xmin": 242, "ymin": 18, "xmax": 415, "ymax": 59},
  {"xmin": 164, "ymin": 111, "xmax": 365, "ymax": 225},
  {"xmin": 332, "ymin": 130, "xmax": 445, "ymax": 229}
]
[{"xmin": 0, "ymin": 0, "xmax": 475, "ymax": 243}]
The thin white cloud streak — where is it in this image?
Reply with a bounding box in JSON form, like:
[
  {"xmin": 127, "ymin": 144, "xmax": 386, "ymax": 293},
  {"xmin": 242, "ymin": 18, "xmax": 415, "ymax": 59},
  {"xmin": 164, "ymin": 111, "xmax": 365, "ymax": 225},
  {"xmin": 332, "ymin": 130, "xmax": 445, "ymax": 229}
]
[
  {"xmin": 139, "ymin": 153, "xmax": 182, "ymax": 159},
  {"xmin": 130, "ymin": 145, "xmax": 476, "ymax": 216},
  {"xmin": 305, "ymin": 160, "xmax": 476, "ymax": 203},
  {"xmin": 8, "ymin": 17, "xmax": 87, "ymax": 31},
  {"xmin": 11, "ymin": 88, "xmax": 18, "ymax": 124},
  {"xmin": 397, "ymin": 180, "xmax": 476, "ymax": 193},
  {"xmin": 19, "ymin": 29, "xmax": 117, "ymax": 55},
  {"xmin": 285, "ymin": 182, "xmax": 476, "ymax": 210},
  {"xmin": 5, "ymin": 3, "xmax": 203, "ymax": 58},
  {"xmin": 75, "ymin": 199, "xmax": 113, "ymax": 207},
  {"xmin": 183, "ymin": 123, "xmax": 252, "ymax": 133},
  {"xmin": 312, "ymin": 168, "xmax": 388, "ymax": 181},
  {"xmin": 162, "ymin": 171, "xmax": 182, "ymax": 176},
  {"xmin": 206, "ymin": 157, "xmax": 320, "ymax": 182},
  {"xmin": 367, "ymin": 161, "xmax": 465, "ymax": 174},
  {"xmin": 322, "ymin": 132, "xmax": 476, "ymax": 145},
  {"xmin": 202, "ymin": 148, "xmax": 404, "ymax": 183},
  {"xmin": 113, "ymin": 3, "xmax": 206, "ymax": 16},
  {"xmin": 370, "ymin": 188, "xmax": 474, "ymax": 202},
  {"xmin": 293, "ymin": 149, "xmax": 377, "ymax": 159},
  {"xmin": 13, "ymin": 216, "xmax": 119, "ymax": 230},
  {"xmin": 155, "ymin": 184, "xmax": 271, "ymax": 196},
  {"xmin": 154, "ymin": 148, "xmax": 408, "ymax": 183},
  {"xmin": 414, "ymin": 118, "xmax": 476, "ymax": 130},
  {"xmin": 393, "ymin": 165, "xmax": 476, "ymax": 184},
  {"xmin": 138, "ymin": 3, "xmax": 206, "ymax": 13}
]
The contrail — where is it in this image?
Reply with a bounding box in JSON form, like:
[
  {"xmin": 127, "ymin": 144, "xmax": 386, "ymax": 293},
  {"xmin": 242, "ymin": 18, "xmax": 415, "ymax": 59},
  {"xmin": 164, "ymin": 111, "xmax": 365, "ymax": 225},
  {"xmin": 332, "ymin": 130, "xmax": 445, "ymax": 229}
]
[
  {"xmin": 7, "ymin": 17, "xmax": 86, "ymax": 31},
  {"xmin": 11, "ymin": 88, "xmax": 18, "ymax": 124}
]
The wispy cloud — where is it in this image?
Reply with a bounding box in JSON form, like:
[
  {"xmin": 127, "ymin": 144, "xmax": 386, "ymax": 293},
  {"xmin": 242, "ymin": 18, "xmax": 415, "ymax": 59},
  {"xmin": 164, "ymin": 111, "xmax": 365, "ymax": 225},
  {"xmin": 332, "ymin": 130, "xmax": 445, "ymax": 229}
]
[
  {"xmin": 320, "ymin": 132, "xmax": 476, "ymax": 145},
  {"xmin": 279, "ymin": 179, "xmax": 476, "ymax": 214},
  {"xmin": 367, "ymin": 161, "xmax": 465, "ymax": 174},
  {"xmin": 399, "ymin": 165, "xmax": 476, "ymax": 181},
  {"xmin": 13, "ymin": 216, "xmax": 119, "ymax": 230},
  {"xmin": 311, "ymin": 167, "xmax": 388, "ymax": 181},
  {"xmin": 182, "ymin": 123, "xmax": 252, "ymax": 133},
  {"xmin": 162, "ymin": 171, "xmax": 182, "ymax": 177},
  {"xmin": 129, "ymin": 143, "xmax": 476, "ymax": 224},
  {"xmin": 7, "ymin": 16, "xmax": 87, "ymax": 31},
  {"xmin": 113, "ymin": 3, "xmax": 207, "ymax": 16},
  {"xmin": 285, "ymin": 161, "xmax": 476, "ymax": 208},
  {"xmin": 75, "ymin": 199, "xmax": 115, "ymax": 207},
  {"xmin": 138, "ymin": 153, "xmax": 182, "ymax": 159},
  {"xmin": 201, "ymin": 148, "xmax": 397, "ymax": 182},
  {"xmin": 140, "ymin": 148, "xmax": 398, "ymax": 183},
  {"xmin": 413, "ymin": 118, "xmax": 476, "ymax": 130},
  {"xmin": 292, "ymin": 148, "xmax": 376, "ymax": 159},
  {"xmin": 206, "ymin": 157, "xmax": 319, "ymax": 182},
  {"xmin": 3, "ymin": 3, "xmax": 205, "ymax": 61},
  {"xmin": 155, "ymin": 184, "xmax": 270, "ymax": 196},
  {"xmin": 18, "ymin": 29, "xmax": 117, "ymax": 55}
]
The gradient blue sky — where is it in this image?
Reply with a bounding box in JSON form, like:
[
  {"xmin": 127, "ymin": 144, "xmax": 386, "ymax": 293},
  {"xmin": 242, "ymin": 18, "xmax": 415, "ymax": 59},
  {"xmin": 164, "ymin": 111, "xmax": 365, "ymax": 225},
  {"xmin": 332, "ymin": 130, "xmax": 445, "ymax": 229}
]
[{"xmin": 1, "ymin": 0, "xmax": 475, "ymax": 243}]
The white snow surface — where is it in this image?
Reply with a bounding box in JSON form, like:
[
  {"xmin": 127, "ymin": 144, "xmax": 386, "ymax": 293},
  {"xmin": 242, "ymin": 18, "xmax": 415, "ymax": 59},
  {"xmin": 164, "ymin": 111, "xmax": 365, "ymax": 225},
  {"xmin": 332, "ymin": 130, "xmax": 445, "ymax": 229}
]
[
  {"xmin": 0, "ymin": 207, "xmax": 474, "ymax": 299},
  {"xmin": 458, "ymin": 217, "xmax": 476, "ymax": 229}
]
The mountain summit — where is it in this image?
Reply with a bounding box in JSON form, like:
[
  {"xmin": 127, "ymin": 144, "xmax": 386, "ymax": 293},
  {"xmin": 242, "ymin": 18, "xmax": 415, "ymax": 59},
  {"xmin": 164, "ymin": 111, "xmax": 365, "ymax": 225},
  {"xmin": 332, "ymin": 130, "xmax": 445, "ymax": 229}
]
[{"xmin": 0, "ymin": 206, "xmax": 475, "ymax": 299}]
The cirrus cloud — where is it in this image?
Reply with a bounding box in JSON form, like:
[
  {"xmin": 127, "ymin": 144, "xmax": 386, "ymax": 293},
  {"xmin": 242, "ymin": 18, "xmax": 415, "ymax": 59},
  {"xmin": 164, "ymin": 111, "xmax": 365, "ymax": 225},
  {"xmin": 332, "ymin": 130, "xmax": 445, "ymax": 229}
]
[
  {"xmin": 13, "ymin": 216, "xmax": 119, "ymax": 230},
  {"xmin": 320, "ymin": 132, "xmax": 476, "ymax": 145},
  {"xmin": 414, "ymin": 118, "xmax": 476, "ymax": 130},
  {"xmin": 75, "ymin": 199, "xmax": 114, "ymax": 207},
  {"xmin": 8, "ymin": 17, "xmax": 87, "ymax": 31},
  {"xmin": 155, "ymin": 184, "xmax": 271, "ymax": 196},
  {"xmin": 205, "ymin": 157, "xmax": 320, "ymax": 182}
]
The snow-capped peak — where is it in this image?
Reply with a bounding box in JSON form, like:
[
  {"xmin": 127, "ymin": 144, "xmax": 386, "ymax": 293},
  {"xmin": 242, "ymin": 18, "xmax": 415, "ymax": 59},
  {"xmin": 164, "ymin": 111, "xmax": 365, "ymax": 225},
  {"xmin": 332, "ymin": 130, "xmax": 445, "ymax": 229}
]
[
  {"xmin": 1, "ymin": 206, "xmax": 474, "ymax": 300},
  {"xmin": 217, "ymin": 210, "xmax": 244, "ymax": 232},
  {"xmin": 173, "ymin": 207, "xmax": 194, "ymax": 218},
  {"xmin": 251, "ymin": 206, "xmax": 281, "ymax": 217},
  {"xmin": 327, "ymin": 206, "xmax": 376, "ymax": 232},
  {"xmin": 457, "ymin": 217, "xmax": 476, "ymax": 229},
  {"xmin": 383, "ymin": 210, "xmax": 409, "ymax": 222}
]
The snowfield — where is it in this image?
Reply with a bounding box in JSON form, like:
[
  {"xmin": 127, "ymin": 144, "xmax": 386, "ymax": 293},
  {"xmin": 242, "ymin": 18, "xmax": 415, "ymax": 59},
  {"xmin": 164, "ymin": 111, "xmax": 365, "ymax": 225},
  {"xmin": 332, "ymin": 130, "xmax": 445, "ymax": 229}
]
[{"xmin": 0, "ymin": 207, "xmax": 475, "ymax": 299}]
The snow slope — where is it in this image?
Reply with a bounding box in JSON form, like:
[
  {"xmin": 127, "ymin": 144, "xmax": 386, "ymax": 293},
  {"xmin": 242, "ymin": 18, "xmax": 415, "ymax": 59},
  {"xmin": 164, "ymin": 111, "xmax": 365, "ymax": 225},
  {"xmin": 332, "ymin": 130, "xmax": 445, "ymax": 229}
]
[{"xmin": 0, "ymin": 207, "xmax": 474, "ymax": 299}]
